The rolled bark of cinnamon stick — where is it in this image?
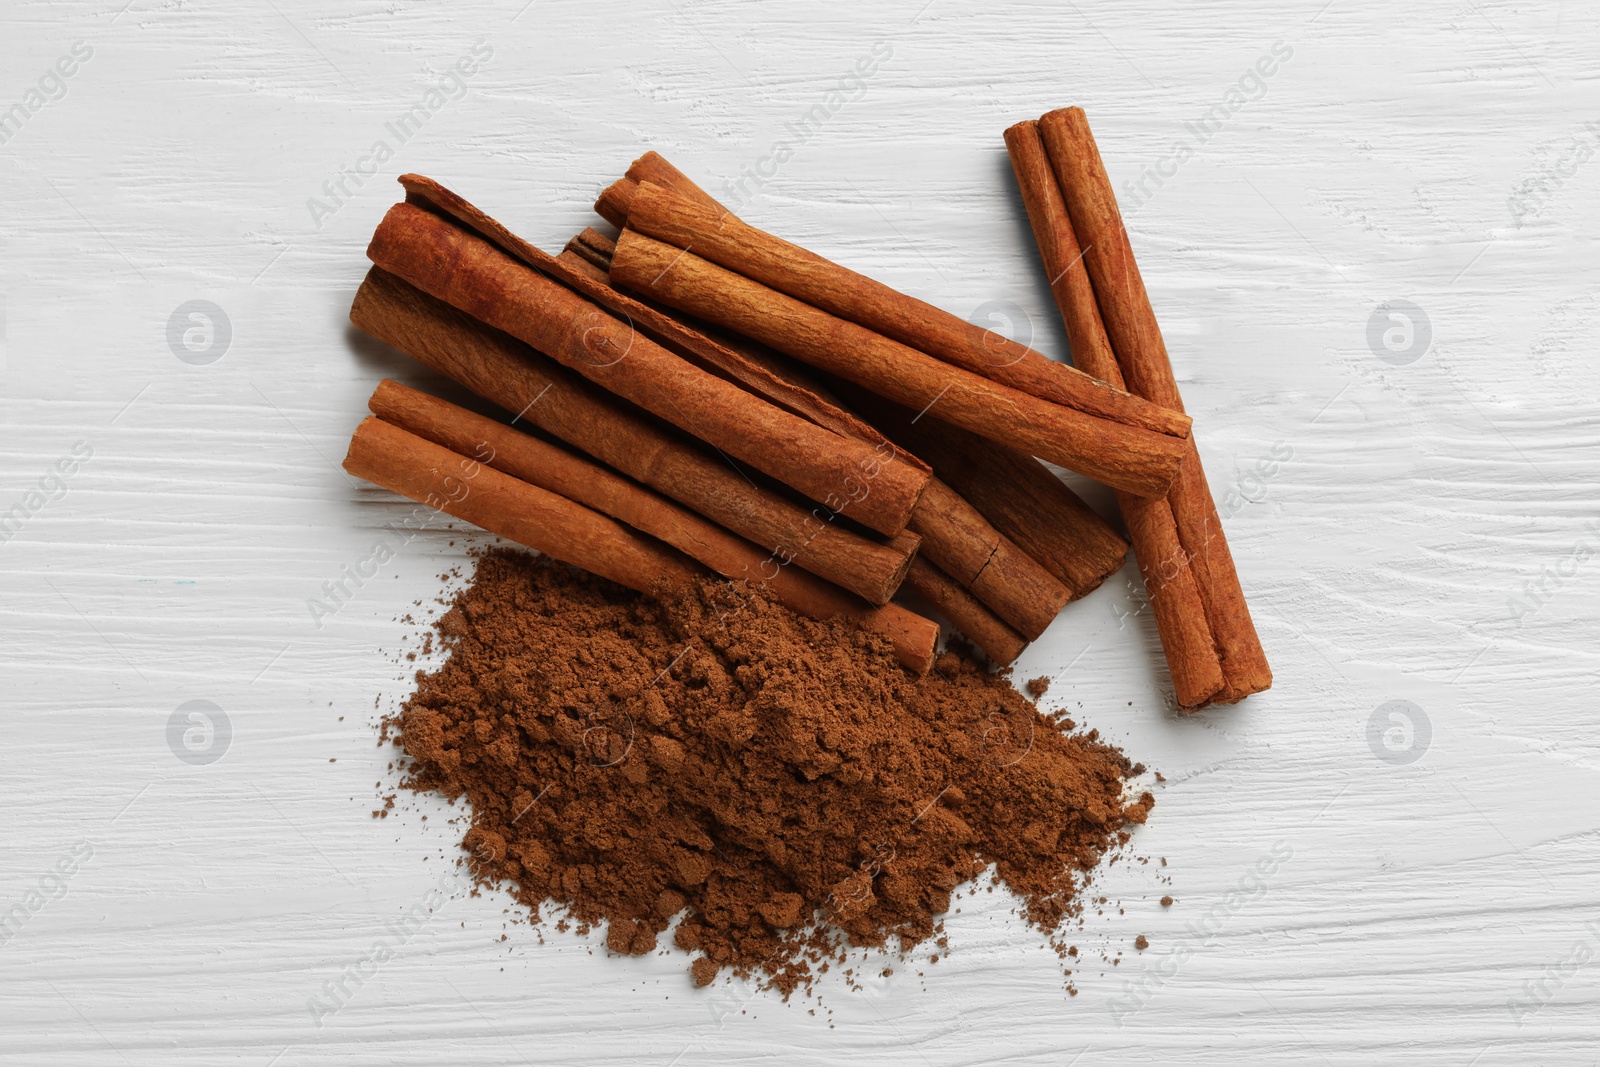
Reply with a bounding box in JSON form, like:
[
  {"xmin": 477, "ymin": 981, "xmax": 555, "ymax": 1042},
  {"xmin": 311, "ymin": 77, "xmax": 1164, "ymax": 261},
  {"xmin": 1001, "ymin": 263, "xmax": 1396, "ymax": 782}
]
[
  {"xmin": 833, "ymin": 377, "xmax": 1128, "ymax": 600},
  {"xmin": 556, "ymin": 246, "xmax": 612, "ymax": 284},
  {"xmin": 367, "ymin": 379, "xmax": 937, "ymax": 672},
  {"xmin": 1008, "ymin": 117, "xmax": 1221, "ymax": 707},
  {"xmin": 903, "ymin": 558, "xmax": 1027, "ymax": 667},
  {"xmin": 563, "ymin": 227, "xmax": 1075, "ymax": 638},
  {"xmin": 594, "ymin": 176, "xmax": 637, "ymax": 229},
  {"xmin": 351, "ymin": 267, "xmax": 916, "ymax": 604},
  {"xmin": 609, "ymin": 228, "xmax": 1189, "ymax": 498},
  {"xmin": 1021, "ymin": 112, "xmax": 1271, "ymax": 706},
  {"xmin": 344, "ymin": 415, "xmax": 700, "ymax": 592},
  {"xmin": 394, "ymin": 175, "xmax": 919, "ymax": 503},
  {"xmin": 624, "ymin": 150, "xmax": 717, "ymax": 204},
  {"xmin": 367, "ymin": 201, "xmax": 928, "ymax": 537},
  {"xmin": 617, "ymin": 179, "xmax": 1191, "ymax": 441},
  {"xmin": 565, "ymin": 227, "xmax": 615, "ymax": 273}
]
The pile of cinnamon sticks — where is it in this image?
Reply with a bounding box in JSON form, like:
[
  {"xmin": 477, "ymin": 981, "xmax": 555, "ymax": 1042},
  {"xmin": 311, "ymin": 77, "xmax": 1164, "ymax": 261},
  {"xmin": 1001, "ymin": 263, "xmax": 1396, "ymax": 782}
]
[{"xmin": 340, "ymin": 107, "xmax": 1269, "ymax": 709}]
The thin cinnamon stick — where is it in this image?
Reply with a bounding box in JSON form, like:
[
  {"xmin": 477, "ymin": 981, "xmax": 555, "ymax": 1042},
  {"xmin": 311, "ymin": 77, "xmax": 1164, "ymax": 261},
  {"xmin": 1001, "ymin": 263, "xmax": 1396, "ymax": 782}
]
[
  {"xmin": 367, "ymin": 201, "xmax": 928, "ymax": 537},
  {"xmin": 343, "ymin": 415, "xmax": 699, "ymax": 592},
  {"xmin": 904, "ymin": 558, "xmax": 1028, "ymax": 667},
  {"xmin": 1025, "ymin": 111, "xmax": 1270, "ymax": 705},
  {"xmin": 617, "ymin": 179, "xmax": 1191, "ymax": 441},
  {"xmin": 609, "ymin": 228, "xmax": 1189, "ymax": 499},
  {"xmin": 367, "ymin": 379, "xmax": 937, "ymax": 672},
  {"xmin": 351, "ymin": 267, "xmax": 916, "ymax": 604}
]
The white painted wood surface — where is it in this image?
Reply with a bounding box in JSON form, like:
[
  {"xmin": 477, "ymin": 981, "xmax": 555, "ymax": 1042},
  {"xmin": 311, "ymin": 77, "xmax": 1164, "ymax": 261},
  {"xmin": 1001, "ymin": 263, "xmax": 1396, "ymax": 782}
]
[{"xmin": 3, "ymin": 1, "xmax": 1598, "ymax": 1062}]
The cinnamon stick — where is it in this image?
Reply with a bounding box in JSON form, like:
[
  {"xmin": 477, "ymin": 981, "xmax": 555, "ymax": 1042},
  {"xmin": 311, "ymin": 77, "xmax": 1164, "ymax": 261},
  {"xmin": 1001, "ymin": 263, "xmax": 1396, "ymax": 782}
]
[
  {"xmin": 391, "ymin": 176, "xmax": 931, "ymax": 508},
  {"xmin": 1007, "ymin": 117, "xmax": 1221, "ymax": 706},
  {"xmin": 594, "ymin": 176, "xmax": 637, "ymax": 229},
  {"xmin": 1022, "ymin": 111, "xmax": 1270, "ymax": 705},
  {"xmin": 616, "ymin": 179, "xmax": 1191, "ymax": 441},
  {"xmin": 562, "ymin": 226, "xmax": 1075, "ymax": 638},
  {"xmin": 564, "ymin": 228, "xmax": 615, "ymax": 273},
  {"xmin": 556, "ymin": 246, "xmax": 611, "ymax": 285},
  {"xmin": 833, "ymin": 378, "xmax": 1128, "ymax": 600},
  {"xmin": 903, "ymin": 558, "xmax": 1027, "ymax": 667},
  {"xmin": 623, "ymin": 150, "xmax": 717, "ymax": 204},
  {"xmin": 367, "ymin": 201, "xmax": 928, "ymax": 537},
  {"xmin": 609, "ymin": 228, "xmax": 1189, "ymax": 499},
  {"xmin": 343, "ymin": 415, "xmax": 699, "ymax": 592},
  {"xmin": 367, "ymin": 379, "xmax": 937, "ymax": 672},
  {"xmin": 351, "ymin": 267, "xmax": 916, "ymax": 604}
]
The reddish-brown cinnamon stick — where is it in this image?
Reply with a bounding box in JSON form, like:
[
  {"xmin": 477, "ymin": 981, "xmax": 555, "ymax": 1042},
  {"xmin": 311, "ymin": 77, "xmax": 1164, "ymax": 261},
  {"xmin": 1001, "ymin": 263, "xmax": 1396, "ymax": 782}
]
[
  {"xmin": 367, "ymin": 379, "xmax": 937, "ymax": 672},
  {"xmin": 564, "ymin": 226, "xmax": 1075, "ymax": 638},
  {"xmin": 624, "ymin": 150, "xmax": 717, "ymax": 204},
  {"xmin": 594, "ymin": 176, "xmax": 637, "ymax": 229},
  {"xmin": 556, "ymin": 247, "xmax": 612, "ymax": 284},
  {"xmin": 1024, "ymin": 111, "xmax": 1271, "ymax": 705},
  {"xmin": 832, "ymin": 377, "xmax": 1128, "ymax": 600},
  {"xmin": 343, "ymin": 415, "xmax": 700, "ymax": 592},
  {"xmin": 904, "ymin": 558, "xmax": 1028, "ymax": 667},
  {"xmin": 617, "ymin": 178, "xmax": 1191, "ymax": 441},
  {"xmin": 394, "ymin": 176, "xmax": 926, "ymax": 509},
  {"xmin": 564, "ymin": 227, "xmax": 615, "ymax": 274},
  {"xmin": 610, "ymin": 228, "xmax": 1189, "ymax": 498},
  {"xmin": 350, "ymin": 267, "xmax": 916, "ymax": 604},
  {"xmin": 366, "ymin": 201, "xmax": 928, "ymax": 537},
  {"xmin": 1007, "ymin": 117, "xmax": 1223, "ymax": 707}
]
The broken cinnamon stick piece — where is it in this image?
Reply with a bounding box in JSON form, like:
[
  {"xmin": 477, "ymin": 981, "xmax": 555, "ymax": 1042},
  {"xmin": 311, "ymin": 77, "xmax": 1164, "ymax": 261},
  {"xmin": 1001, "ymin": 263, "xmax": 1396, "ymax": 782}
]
[
  {"xmin": 609, "ymin": 228, "xmax": 1189, "ymax": 498},
  {"xmin": 618, "ymin": 179, "xmax": 1190, "ymax": 441},
  {"xmin": 351, "ymin": 267, "xmax": 916, "ymax": 604},
  {"xmin": 344, "ymin": 416, "xmax": 699, "ymax": 593},
  {"xmin": 367, "ymin": 379, "xmax": 937, "ymax": 672},
  {"xmin": 1030, "ymin": 109, "xmax": 1270, "ymax": 705},
  {"xmin": 366, "ymin": 200, "xmax": 929, "ymax": 537}
]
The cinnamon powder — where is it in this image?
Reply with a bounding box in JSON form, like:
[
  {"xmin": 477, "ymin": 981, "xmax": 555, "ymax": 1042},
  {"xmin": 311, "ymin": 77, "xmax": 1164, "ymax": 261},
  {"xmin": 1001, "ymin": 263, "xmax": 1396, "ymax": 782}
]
[{"xmin": 391, "ymin": 548, "xmax": 1152, "ymax": 994}]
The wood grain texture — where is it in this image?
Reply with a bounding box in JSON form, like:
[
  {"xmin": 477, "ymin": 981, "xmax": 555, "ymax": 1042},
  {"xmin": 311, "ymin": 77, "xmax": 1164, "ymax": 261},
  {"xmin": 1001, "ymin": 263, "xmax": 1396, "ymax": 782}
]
[{"xmin": 2, "ymin": 1, "xmax": 1598, "ymax": 1064}]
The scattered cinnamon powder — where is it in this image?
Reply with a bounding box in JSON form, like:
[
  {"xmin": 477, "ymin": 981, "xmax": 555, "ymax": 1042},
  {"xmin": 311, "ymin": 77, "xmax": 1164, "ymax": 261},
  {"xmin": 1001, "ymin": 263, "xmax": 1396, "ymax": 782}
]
[{"xmin": 389, "ymin": 548, "xmax": 1152, "ymax": 994}]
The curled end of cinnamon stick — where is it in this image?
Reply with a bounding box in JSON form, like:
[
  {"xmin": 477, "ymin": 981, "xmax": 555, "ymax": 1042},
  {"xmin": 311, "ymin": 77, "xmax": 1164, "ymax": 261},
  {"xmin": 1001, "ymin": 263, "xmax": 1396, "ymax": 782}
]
[{"xmin": 595, "ymin": 177, "xmax": 639, "ymax": 229}]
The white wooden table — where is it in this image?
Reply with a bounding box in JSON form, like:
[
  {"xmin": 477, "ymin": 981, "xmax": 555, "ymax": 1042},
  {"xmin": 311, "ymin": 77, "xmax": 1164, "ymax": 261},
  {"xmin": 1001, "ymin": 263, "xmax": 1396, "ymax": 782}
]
[{"xmin": 4, "ymin": 1, "xmax": 1597, "ymax": 1062}]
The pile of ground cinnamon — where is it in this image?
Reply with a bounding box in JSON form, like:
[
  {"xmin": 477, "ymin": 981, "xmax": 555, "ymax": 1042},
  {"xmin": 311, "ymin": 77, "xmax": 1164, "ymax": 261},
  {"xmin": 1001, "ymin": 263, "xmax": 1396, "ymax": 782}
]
[{"xmin": 390, "ymin": 548, "xmax": 1152, "ymax": 994}]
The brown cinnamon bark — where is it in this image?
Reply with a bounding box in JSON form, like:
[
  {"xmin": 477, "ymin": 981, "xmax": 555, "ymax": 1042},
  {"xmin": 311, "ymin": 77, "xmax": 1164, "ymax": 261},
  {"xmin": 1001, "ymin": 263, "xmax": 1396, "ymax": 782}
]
[
  {"xmin": 344, "ymin": 416, "xmax": 700, "ymax": 592},
  {"xmin": 618, "ymin": 179, "xmax": 1191, "ymax": 441},
  {"xmin": 903, "ymin": 558, "xmax": 1027, "ymax": 667},
  {"xmin": 594, "ymin": 176, "xmax": 637, "ymax": 229},
  {"xmin": 1023, "ymin": 111, "xmax": 1271, "ymax": 706},
  {"xmin": 562, "ymin": 227, "xmax": 1074, "ymax": 638},
  {"xmin": 351, "ymin": 267, "xmax": 916, "ymax": 604},
  {"xmin": 367, "ymin": 379, "xmax": 937, "ymax": 672},
  {"xmin": 367, "ymin": 201, "xmax": 928, "ymax": 537},
  {"xmin": 834, "ymin": 378, "xmax": 1128, "ymax": 600},
  {"xmin": 624, "ymin": 150, "xmax": 718, "ymax": 204},
  {"xmin": 610, "ymin": 228, "xmax": 1189, "ymax": 498},
  {"xmin": 565, "ymin": 227, "xmax": 615, "ymax": 270},
  {"xmin": 556, "ymin": 247, "xmax": 611, "ymax": 284}
]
